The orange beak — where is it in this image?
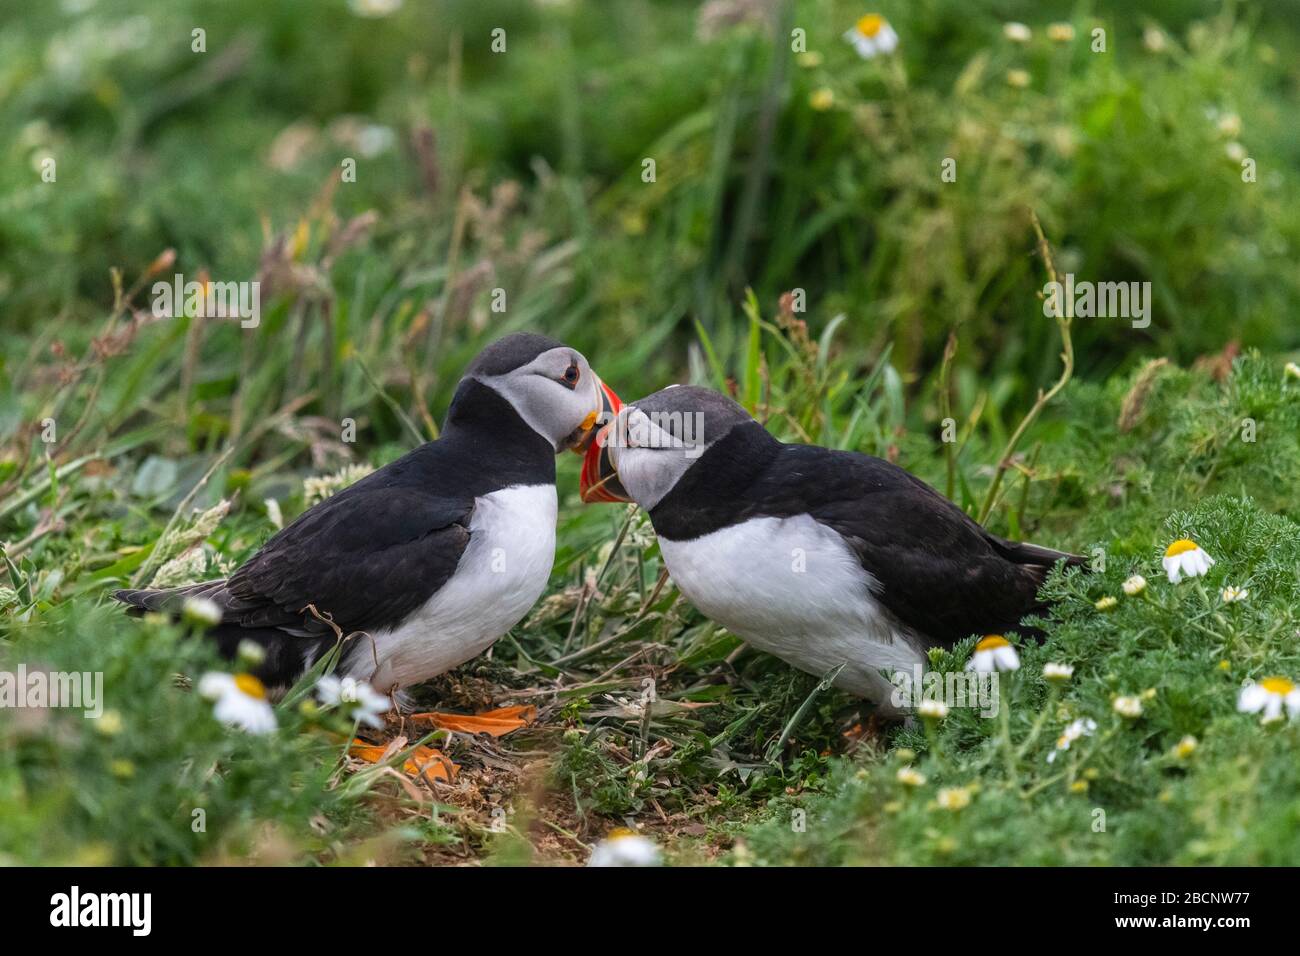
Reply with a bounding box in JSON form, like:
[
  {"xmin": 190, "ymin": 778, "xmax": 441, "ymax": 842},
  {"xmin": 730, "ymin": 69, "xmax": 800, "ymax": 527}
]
[
  {"xmin": 578, "ymin": 384, "xmax": 631, "ymax": 504},
  {"xmin": 566, "ymin": 376, "xmax": 622, "ymax": 453}
]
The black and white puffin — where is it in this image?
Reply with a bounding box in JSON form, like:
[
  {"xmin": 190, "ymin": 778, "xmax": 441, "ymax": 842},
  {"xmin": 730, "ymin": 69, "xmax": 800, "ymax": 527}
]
[
  {"xmin": 115, "ymin": 333, "xmax": 619, "ymax": 697},
  {"xmin": 580, "ymin": 385, "xmax": 1083, "ymax": 714}
]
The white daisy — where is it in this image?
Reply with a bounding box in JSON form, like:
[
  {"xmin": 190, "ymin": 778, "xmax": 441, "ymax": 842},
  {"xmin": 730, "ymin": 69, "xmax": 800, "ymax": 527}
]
[
  {"xmin": 1047, "ymin": 717, "xmax": 1096, "ymax": 763},
  {"xmin": 1216, "ymin": 113, "xmax": 1242, "ymax": 138},
  {"xmin": 1113, "ymin": 695, "xmax": 1144, "ymax": 719},
  {"xmin": 236, "ymin": 639, "xmax": 267, "ymax": 666},
  {"xmin": 1122, "ymin": 575, "xmax": 1147, "ymax": 596},
  {"xmin": 182, "ymin": 596, "xmax": 222, "ymax": 628},
  {"xmin": 1237, "ymin": 677, "xmax": 1300, "ymax": 725},
  {"xmin": 1162, "ymin": 539, "xmax": 1215, "ymax": 584},
  {"xmin": 347, "ymin": 0, "xmax": 402, "ymax": 17},
  {"xmin": 198, "ymin": 672, "xmax": 277, "ymax": 735},
  {"xmin": 1043, "ymin": 662, "xmax": 1074, "ymax": 684},
  {"xmin": 843, "ymin": 14, "xmax": 899, "ymax": 60},
  {"xmin": 1221, "ymin": 585, "xmax": 1249, "ymax": 604},
  {"xmin": 896, "ymin": 767, "xmax": 926, "ymax": 787},
  {"xmin": 588, "ymin": 828, "xmax": 661, "ymax": 867},
  {"xmin": 967, "ymin": 634, "xmax": 1020, "ymax": 673},
  {"xmin": 1003, "ymin": 22, "xmax": 1032, "ymax": 43},
  {"xmin": 315, "ymin": 675, "xmax": 390, "ymax": 729},
  {"xmin": 936, "ymin": 786, "xmax": 972, "ymax": 811},
  {"xmin": 917, "ymin": 698, "xmax": 949, "ymax": 720}
]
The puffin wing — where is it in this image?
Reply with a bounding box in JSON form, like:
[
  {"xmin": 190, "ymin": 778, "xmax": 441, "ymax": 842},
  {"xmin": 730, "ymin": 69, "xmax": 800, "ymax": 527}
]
[
  {"xmin": 792, "ymin": 448, "xmax": 1077, "ymax": 647},
  {"xmin": 219, "ymin": 483, "xmax": 474, "ymax": 636},
  {"xmin": 115, "ymin": 480, "xmax": 474, "ymax": 640}
]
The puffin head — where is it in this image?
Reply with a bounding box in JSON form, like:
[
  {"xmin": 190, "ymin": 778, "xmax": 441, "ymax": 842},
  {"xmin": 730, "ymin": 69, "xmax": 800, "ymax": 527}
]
[
  {"xmin": 463, "ymin": 333, "xmax": 620, "ymax": 454},
  {"xmin": 580, "ymin": 384, "xmax": 753, "ymax": 508}
]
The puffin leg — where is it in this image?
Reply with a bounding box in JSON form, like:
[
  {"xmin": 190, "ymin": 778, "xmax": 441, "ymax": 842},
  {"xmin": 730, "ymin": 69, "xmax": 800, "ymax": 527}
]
[
  {"xmin": 406, "ymin": 704, "xmax": 536, "ymax": 737},
  {"xmin": 349, "ymin": 738, "xmax": 459, "ymax": 783}
]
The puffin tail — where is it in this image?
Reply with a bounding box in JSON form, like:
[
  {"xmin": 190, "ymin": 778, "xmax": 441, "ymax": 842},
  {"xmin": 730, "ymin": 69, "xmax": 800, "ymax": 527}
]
[
  {"xmin": 112, "ymin": 579, "xmax": 230, "ymax": 616},
  {"xmin": 990, "ymin": 538, "xmax": 1089, "ymax": 573}
]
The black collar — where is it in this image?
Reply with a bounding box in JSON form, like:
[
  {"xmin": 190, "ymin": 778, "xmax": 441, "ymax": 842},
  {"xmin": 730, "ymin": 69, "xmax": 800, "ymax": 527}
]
[{"xmin": 648, "ymin": 421, "xmax": 781, "ymax": 539}]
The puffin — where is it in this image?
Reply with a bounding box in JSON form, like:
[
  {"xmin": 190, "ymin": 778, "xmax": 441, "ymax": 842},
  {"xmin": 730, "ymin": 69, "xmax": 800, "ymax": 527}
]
[
  {"xmin": 580, "ymin": 385, "xmax": 1083, "ymax": 715},
  {"xmin": 115, "ymin": 333, "xmax": 620, "ymax": 697}
]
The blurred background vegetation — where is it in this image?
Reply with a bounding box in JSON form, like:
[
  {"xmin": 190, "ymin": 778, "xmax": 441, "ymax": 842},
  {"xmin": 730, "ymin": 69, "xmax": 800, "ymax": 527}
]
[
  {"xmin": 3, "ymin": 0, "xmax": 1298, "ymax": 447},
  {"xmin": 2, "ymin": 0, "xmax": 1300, "ymax": 865}
]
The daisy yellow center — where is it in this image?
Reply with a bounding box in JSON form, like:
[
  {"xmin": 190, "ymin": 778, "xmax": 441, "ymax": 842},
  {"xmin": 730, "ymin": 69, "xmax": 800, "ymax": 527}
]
[
  {"xmin": 856, "ymin": 14, "xmax": 884, "ymax": 38},
  {"xmin": 1260, "ymin": 676, "xmax": 1295, "ymax": 696},
  {"xmin": 975, "ymin": 635, "xmax": 1009, "ymax": 651},
  {"xmin": 234, "ymin": 673, "xmax": 267, "ymax": 699},
  {"xmin": 607, "ymin": 827, "xmax": 637, "ymax": 841},
  {"xmin": 1165, "ymin": 539, "xmax": 1199, "ymax": 557}
]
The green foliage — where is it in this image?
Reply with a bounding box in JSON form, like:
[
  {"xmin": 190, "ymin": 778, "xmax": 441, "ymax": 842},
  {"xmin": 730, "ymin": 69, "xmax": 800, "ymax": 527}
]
[
  {"xmin": 0, "ymin": 605, "xmax": 370, "ymax": 865},
  {"xmin": 2, "ymin": 0, "xmax": 1299, "ymax": 865}
]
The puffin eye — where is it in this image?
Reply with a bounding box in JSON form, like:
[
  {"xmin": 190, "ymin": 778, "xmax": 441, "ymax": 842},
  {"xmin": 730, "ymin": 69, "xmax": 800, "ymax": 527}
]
[{"xmin": 560, "ymin": 364, "xmax": 580, "ymax": 388}]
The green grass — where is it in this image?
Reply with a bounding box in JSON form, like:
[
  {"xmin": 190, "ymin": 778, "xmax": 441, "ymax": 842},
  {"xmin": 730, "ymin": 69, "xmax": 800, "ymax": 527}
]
[{"xmin": 3, "ymin": 0, "xmax": 1300, "ymax": 865}]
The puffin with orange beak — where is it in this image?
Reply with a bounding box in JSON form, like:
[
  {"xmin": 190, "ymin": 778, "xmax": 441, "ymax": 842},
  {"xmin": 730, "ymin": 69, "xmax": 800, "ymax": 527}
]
[
  {"xmin": 581, "ymin": 385, "xmax": 1083, "ymax": 715},
  {"xmin": 116, "ymin": 333, "xmax": 620, "ymax": 702}
]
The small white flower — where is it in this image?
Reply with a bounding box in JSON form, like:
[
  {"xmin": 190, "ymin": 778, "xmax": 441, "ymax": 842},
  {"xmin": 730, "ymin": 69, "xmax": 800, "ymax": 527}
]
[
  {"xmin": 588, "ymin": 829, "xmax": 661, "ymax": 867},
  {"xmin": 1113, "ymin": 695, "xmax": 1144, "ymax": 719},
  {"xmin": 1094, "ymin": 595, "xmax": 1118, "ymax": 612},
  {"xmin": 1285, "ymin": 361, "xmax": 1300, "ymax": 381},
  {"xmin": 182, "ymin": 596, "xmax": 222, "ymax": 628},
  {"xmin": 236, "ymin": 639, "xmax": 267, "ymax": 666},
  {"xmin": 1221, "ymin": 585, "xmax": 1249, "ymax": 604},
  {"xmin": 1173, "ymin": 735, "xmax": 1198, "ymax": 759},
  {"xmin": 967, "ymin": 634, "xmax": 1020, "ymax": 673},
  {"xmin": 264, "ymin": 498, "xmax": 284, "ymax": 530},
  {"xmin": 1122, "ymin": 575, "xmax": 1147, "ymax": 596},
  {"xmin": 357, "ymin": 124, "xmax": 396, "ymax": 158},
  {"xmin": 1047, "ymin": 718, "xmax": 1096, "ymax": 762},
  {"xmin": 303, "ymin": 463, "xmax": 375, "ymax": 506},
  {"xmin": 1237, "ymin": 677, "xmax": 1300, "ymax": 725},
  {"xmin": 1224, "ymin": 141, "xmax": 1247, "ymax": 163},
  {"xmin": 1143, "ymin": 27, "xmax": 1167, "ymax": 53},
  {"xmin": 1162, "ymin": 539, "xmax": 1215, "ymax": 584},
  {"xmin": 843, "ymin": 14, "xmax": 899, "ymax": 60},
  {"xmin": 917, "ymin": 698, "xmax": 949, "ymax": 720},
  {"xmin": 1046, "ymin": 23, "xmax": 1075, "ymax": 43},
  {"xmin": 347, "ymin": 0, "xmax": 402, "ymax": 17},
  {"xmin": 1005, "ymin": 69, "xmax": 1031, "ymax": 89},
  {"xmin": 809, "ymin": 88, "xmax": 835, "ymax": 112},
  {"xmin": 1003, "ymin": 22, "xmax": 1031, "ymax": 43},
  {"xmin": 936, "ymin": 786, "xmax": 972, "ymax": 811},
  {"xmin": 316, "ymin": 675, "xmax": 390, "ymax": 728},
  {"xmin": 896, "ymin": 767, "xmax": 926, "ymax": 787},
  {"xmin": 198, "ymin": 672, "xmax": 277, "ymax": 734},
  {"xmin": 1216, "ymin": 113, "xmax": 1242, "ymax": 138},
  {"xmin": 1043, "ymin": 662, "xmax": 1074, "ymax": 684}
]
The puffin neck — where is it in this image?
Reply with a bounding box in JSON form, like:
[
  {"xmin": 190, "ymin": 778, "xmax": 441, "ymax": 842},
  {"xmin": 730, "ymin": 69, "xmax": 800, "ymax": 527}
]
[
  {"xmin": 441, "ymin": 378, "xmax": 556, "ymax": 476},
  {"xmin": 649, "ymin": 421, "xmax": 780, "ymax": 539}
]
